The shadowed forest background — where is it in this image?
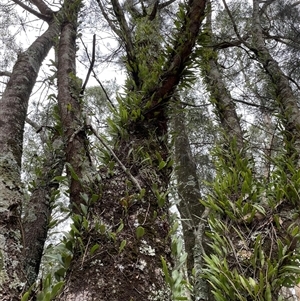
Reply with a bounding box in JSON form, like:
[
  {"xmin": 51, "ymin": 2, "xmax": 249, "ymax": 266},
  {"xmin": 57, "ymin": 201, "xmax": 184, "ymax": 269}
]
[{"xmin": 1, "ymin": 0, "xmax": 300, "ymax": 300}]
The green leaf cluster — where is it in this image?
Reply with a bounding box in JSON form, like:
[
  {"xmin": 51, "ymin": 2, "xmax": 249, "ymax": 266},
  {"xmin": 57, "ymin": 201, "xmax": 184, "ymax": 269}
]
[{"xmin": 201, "ymin": 139, "xmax": 300, "ymax": 300}]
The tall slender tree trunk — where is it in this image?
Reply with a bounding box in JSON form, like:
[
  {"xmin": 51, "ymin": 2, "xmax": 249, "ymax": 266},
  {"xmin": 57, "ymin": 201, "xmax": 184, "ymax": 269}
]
[
  {"xmin": 173, "ymin": 105, "xmax": 213, "ymax": 301},
  {"xmin": 200, "ymin": 2, "xmax": 244, "ymax": 149},
  {"xmin": 199, "ymin": 1, "xmax": 300, "ymax": 299},
  {"xmin": 251, "ymin": 0, "xmax": 300, "ymax": 162},
  {"xmin": 56, "ymin": 0, "xmax": 95, "ymax": 212},
  {"xmin": 22, "ymin": 120, "xmax": 65, "ymax": 287},
  {"xmin": 0, "ymin": 17, "xmax": 59, "ymax": 299}
]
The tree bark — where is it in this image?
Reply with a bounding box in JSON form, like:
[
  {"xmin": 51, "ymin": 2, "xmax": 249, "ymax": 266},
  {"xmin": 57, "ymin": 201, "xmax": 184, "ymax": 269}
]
[
  {"xmin": 251, "ymin": 0, "xmax": 300, "ymax": 163},
  {"xmin": 56, "ymin": 0, "xmax": 207, "ymax": 299},
  {"xmin": 22, "ymin": 125, "xmax": 65, "ymax": 287},
  {"xmin": 173, "ymin": 106, "xmax": 212, "ymax": 301},
  {"xmin": 56, "ymin": 0, "xmax": 95, "ymax": 213},
  {"xmin": 200, "ymin": 3, "xmax": 244, "ymax": 149},
  {"xmin": 0, "ymin": 17, "xmax": 59, "ymax": 300}
]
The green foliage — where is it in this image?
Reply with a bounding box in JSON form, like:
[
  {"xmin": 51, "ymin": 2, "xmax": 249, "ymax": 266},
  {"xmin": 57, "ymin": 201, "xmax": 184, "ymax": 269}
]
[
  {"xmin": 63, "ymin": 0, "xmax": 83, "ymax": 23},
  {"xmin": 105, "ymin": 15, "xmax": 167, "ymax": 140},
  {"xmin": 68, "ymin": 72, "xmax": 83, "ymax": 99},
  {"xmin": 28, "ymin": 240, "xmax": 73, "ymax": 301},
  {"xmin": 136, "ymin": 226, "xmax": 145, "ymax": 239},
  {"xmin": 21, "ymin": 292, "xmax": 30, "ymax": 301},
  {"xmin": 161, "ymin": 215, "xmax": 190, "ymax": 300},
  {"xmin": 152, "ymin": 183, "xmax": 168, "ymax": 208},
  {"xmin": 119, "ymin": 239, "xmax": 127, "ymax": 253},
  {"xmin": 201, "ymin": 139, "xmax": 300, "ymax": 300}
]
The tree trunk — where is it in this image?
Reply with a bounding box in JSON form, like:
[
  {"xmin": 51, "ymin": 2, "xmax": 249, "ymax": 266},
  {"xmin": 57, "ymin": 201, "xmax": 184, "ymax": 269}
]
[
  {"xmin": 199, "ymin": 2, "xmax": 244, "ymax": 149},
  {"xmin": 199, "ymin": 2, "xmax": 300, "ymax": 299},
  {"xmin": 56, "ymin": 0, "xmax": 207, "ymax": 299},
  {"xmin": 57, "ymin": 136, "xmax": 173, "ymax": 300},
  {"xmin": 22, "ymin": 121, "xmax": 65, "ymax": 287},
  {"xmin": 0, "ymin": 17, "xmax": 59, "ymax": 299},
  {"xmin": 173, "ymin": 106, "xmax": 213, "ymax": 301},
  {"xmin": 56, "ymin": 0, "xmax": 95, "ymax": 213},
  {"xmin": 251, "ymin": 0, "xmax": 300, "ymax": 163}
]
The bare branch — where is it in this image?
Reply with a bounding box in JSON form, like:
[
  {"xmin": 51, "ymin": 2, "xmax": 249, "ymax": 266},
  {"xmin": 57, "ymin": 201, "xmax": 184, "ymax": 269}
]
[
  {"xmin": 259, "ymin": 0, "xmax": 276, "ymax": 15},
  {"xmin": 93, "ymin": 75, "xmax": 116, "ymax": 111},
  {"xmin": 212, "ymin": 38, "xmax": 247, "ymax": 50},
  {"xmin": 79, "ymin": 35, "xmax": 116, "ymax": 110},
  {"xmin": 90, "ymin": 126, "xmax": 142, "ymax": 192},
  {"xmin": 291, "ymin": 1, "xmax": 300, "ymax": 7},
  {"xmin": 110, "ymin": 0, "xmax": 138, "ymax": 85},
  {"xmin": 263, "ymin": 31, "xmax": 300, "ymax": 50},
  {"xmin": 11, "ymin": 0, "xmax": 52, "ymax": 22},
  {"xmin": 287, "ymin": 75, "xmax": 300, "ymax": 92},
  {"xmin": 221, "ymin": 0, "xmax": 243, "ymax": 41},
  {"xmin": 29, "ymin": 0, "xmax": 54, "ymax": 16},
  {"xmin": 232, "ymin": 98, "xmax": 273, "ymax": 110},
  {"xmin": 25, "ymin": 117, "xmax": 49, "ymax": 143},
  {"xmin": 25, "ymin": 117, "xmax": 40, "ymax": 131},
  {"xmin": 95, "ymin": 0, "xmax": 123, "ymax": 38},
  {"xmin": 81, "ymin": 34, "xmax": 96, "ymax": 95},
  {"xmin": 97, "ymin": 0, "xmax": 139, "ymax": 86},
  {"xmin": 149, "ymin": 0, "xmax": 159, "ymax": 21},
  {"xmin": 0, "ymin": 71, "xmax": 12, "ymax": 77},
  {"xmin": 180, "ymin": 101, "xmax": 210, "ymax": 108},
  {"xmin": 158, "ymin": 0, "xmax": 177, "ymax": 9}
]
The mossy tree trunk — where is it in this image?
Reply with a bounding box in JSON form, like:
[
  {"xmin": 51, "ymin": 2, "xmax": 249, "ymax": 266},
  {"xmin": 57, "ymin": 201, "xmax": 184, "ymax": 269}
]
[
  {"xmin": 22, "ymin": 119, "xmax": 65, "ymax": 288},
  {"xmin": 198, "ymin": 1, "xmax": 300, "ymax": 300},
  {"xmin": 0, "ymin": 8, "xmax": 60, "ymax": 298},
  {"xmin": 56, "ymin": 0, "xmax": 207, "ymax": 299},
  {"xmin": 173, "ymin": 105, "xmax": 214, "ymax": 301},
  {"xmin": 250, "ymin": 0, "xmax": 300, "ymax": 163}
]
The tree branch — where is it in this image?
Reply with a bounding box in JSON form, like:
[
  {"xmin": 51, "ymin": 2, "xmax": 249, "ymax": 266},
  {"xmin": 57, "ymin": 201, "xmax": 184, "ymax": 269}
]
[
  {"xmin": 11, "ymin": 0, "xmax": 52, "ymax": 22},
  {"xmin": 81, "ymin": 34, "xmax": 96, "ymax": 95},
  {"xmin": 212, "ymin": 37, "xmax": 248, "ymax": 50},
  {"xmin": 95, "ymin": 0, "xmax": 123, "ymax": 39},
  {"xmin": 143, "ymin": 0, "xmax": 207, "ymax": 113},
  {"xmin": 149, "ymin": 0, "xmax": 159, "ymax": 21},
  {"xmin": 25, "ymin": 117, "xmax": 40, "ymax": 131},
  {"xmin": 221, "ymin": 0, "xmax": 250, "ymax": 47},
  {"xmin": 158, "ymin": 0, "xmax": 177, "ymax": 9},
  {"xmin": 232, "ymin": 97, "xmax": 273, "ymax": 110},
  {"xmin": 291, "ymin": 1, "xmax": 300, "ymax": 7},
  {"xmin": 259, "ymin": 0, "xmax": 276, "ymax": 16},
  {"xmin": 263, "ymin": 31, "xmax": 300, "ymax": 50},
  {"xmin": 110, "ymin": 0, "xmax": 138, "ymax": 86},
  {"xmin": 79, "ymin": 35, "xmax": 116, "ymax": 110},
  {"xmin": 29, "ymin": 0, "xmax": 54, "ymax": 17},
  {"xmin": 180, "ymin": 101, "xmax": 210, "ymax": 108},
  {"xmin": 221, "ymin": 0, "xmax": 240, "ymax": 38},
  {"xmin": 90, "ymin": 126, "xmax": 142, "ymax": 192},
  {"xmin": 94, "ymin": 76, "xmax": 116, "ymax": 110},
  {"xmin": 107, "ymin": 0, "xmax": 134, "ymax": 49},
  {"xmin": 0, "ymin": 71, "xmax": 12, "ymax": 77}
]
